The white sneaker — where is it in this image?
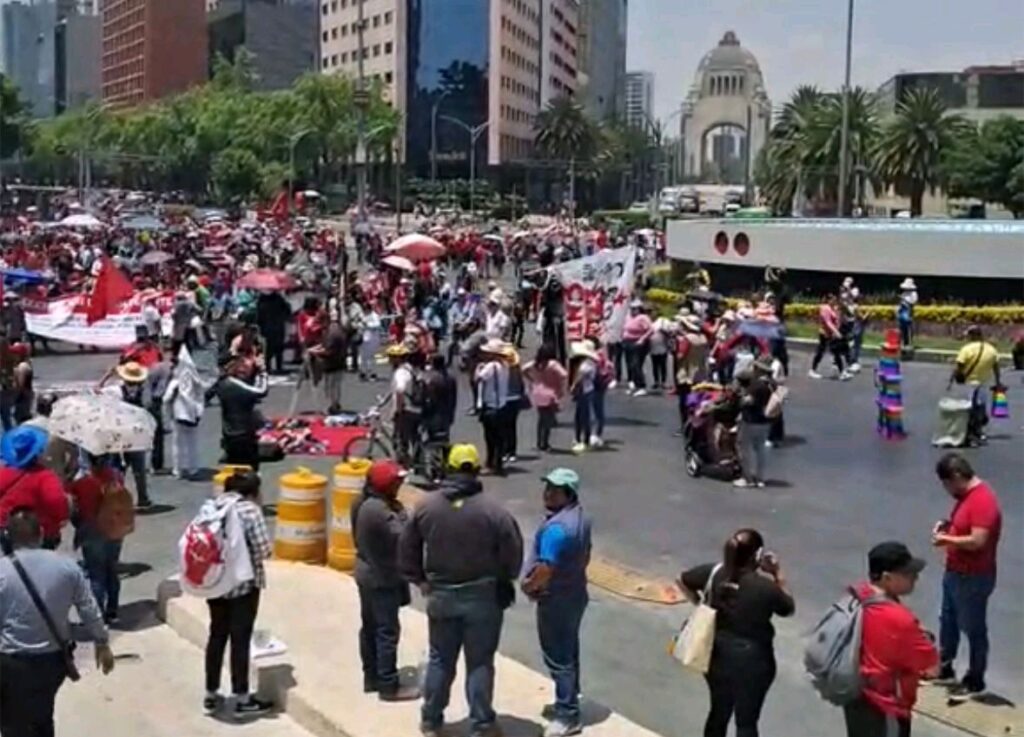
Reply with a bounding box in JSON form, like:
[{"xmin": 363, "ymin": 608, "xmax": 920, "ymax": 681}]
[
  {"xmin": 808, "ymin": 370, "xmax": 822, "ymax": 379},
  {"xmin": 849, "ymin": 362, "xmax": 862, "ymax": 373},
  {"xmin": 633, "ymin": 388, "xmax": 648, "ymax": 397},
  {"xmin": 507, "ymin": 455, "xmax": 518, "ymax": 464},
  {"xmin": 572, "ymin": 442, "xmax": 587, "ymax": 455},
  {"xmin": 589, "ymin": 435, "xmax": 604, "ymax": 448},
  {"xmin": 628, "ymin": 381, "xmax": 636, "ymax": 392},
  {"xmin": 764, "ymin": 440, "xmax": 774, "ymax": 449},
  {"xmin": 733, "ymin": 478, "xmax": 751, "ymax": 488},
  {"xmin": 839, "ymin": 371, "xmax": 854, "ymax": 381},
  {"xmin": 607, "ymin": 380, "xmax": 618, "ymax": 390},
  {"xmin": 545, "ymin": 720, "xmax": 583, "ymax": 737}
]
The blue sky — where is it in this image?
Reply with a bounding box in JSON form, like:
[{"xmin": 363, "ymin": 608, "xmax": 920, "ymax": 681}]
[{"xmin": 627, "ymin": 0, "xmax": 1024, "ymax": 122}]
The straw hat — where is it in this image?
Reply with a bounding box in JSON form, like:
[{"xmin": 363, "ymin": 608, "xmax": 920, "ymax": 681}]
[
  {"xmin": 116, "ymin": 361, "xmax": 149, "ymax": 384},
  {"xmin": 480, "ymin": 338, "xmax": 513, "ymax": 357},
  {"xmin": 899, "ymin": 278, "xmax": 917, "ymax": 291},
  {"xmin": 570, "ymin": 341, "xmax": 598, "ymax": 361},
  {"xmin": 384, "ymin": 343, "xmax": 411, "ymax": 358}
]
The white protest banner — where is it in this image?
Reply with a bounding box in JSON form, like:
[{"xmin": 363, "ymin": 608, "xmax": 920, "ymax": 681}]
[
  {"xmin": 26, "ymin": 290, "xmax": 175, "ymax": 348},
  {"xmin": 549, "ymin": 246, "xmax": 637, "ymax": 343}
]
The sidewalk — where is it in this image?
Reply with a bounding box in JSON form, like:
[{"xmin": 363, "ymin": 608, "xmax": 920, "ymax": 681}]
[
  {"xmin": 159, "ymin": 561, "xmax": 664, "ymax": 737},
  {"xmin": 57, "ymin": 626, "xmax": 315, "ymax": 737}
]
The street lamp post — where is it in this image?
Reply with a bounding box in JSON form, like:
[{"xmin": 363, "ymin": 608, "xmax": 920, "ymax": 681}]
[
  {"xmin": 439, "ymin": 115, "xmax": 489, "ymax": 217},
  {"xmin": 837, "ymin": 0, "xmax": 855, "ymax": 217},
  {"xmin": 430, "ymin": 90, "xmax": 450, "ymax": 185},
  {"xmin": 354, "ymin": 0, "xmax": 368, "ymax": 225}
]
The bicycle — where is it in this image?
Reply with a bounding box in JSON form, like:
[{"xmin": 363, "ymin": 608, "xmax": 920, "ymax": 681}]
[{"xmin": 342, "ymin": 395, "xmax": 396, "ymax": 461}]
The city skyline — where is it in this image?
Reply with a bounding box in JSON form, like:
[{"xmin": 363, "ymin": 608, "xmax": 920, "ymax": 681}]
[{"xmin": 628, "ymin": 0, "xmax": 1024, "ymax": 123}]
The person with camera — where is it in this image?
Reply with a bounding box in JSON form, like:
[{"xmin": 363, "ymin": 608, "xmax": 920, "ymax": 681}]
[
  {"xmin": 0, "ymin": 508, "xmax": 115, "ymax": 736},
  {"xmin": 678, "ymin": 529, "xmax": 794, "ymax": 737}
]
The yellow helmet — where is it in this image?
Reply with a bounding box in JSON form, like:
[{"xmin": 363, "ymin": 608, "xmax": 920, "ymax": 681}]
[{"xmin": 447, "ymin": 443, "xmax": 481, "ymax": 471}]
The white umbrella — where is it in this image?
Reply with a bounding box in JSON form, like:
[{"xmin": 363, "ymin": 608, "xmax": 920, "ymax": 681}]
[
  {"xmin": 59, "ymin": 213, "xmax": 104, "ymax": 229},
  {"xmin": 381, "ymin": 254, "xmax": 415, "ymax": 271},
  {"xmin": 48, "ymin": 394, "xmax": 156, "ymax": 455}
]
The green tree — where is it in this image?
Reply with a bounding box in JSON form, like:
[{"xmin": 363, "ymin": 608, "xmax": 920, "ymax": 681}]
[
  {"xmin": 535, "ymin": 96, "xmax": 598, "ymax": 163},
  {"xmin": 1, "ymin": 76, "xmax": 30, "ymax": 160},
  {"xmin": 211, "ymin": 147, "xmax": 264, "ymax": 201},
  {"xmin": 945, "ymin": 116, "xmax": 1024, "ymax": 218},
  {"xmin": 874, "ymin": 88, "xmax": 969, "ymax": 216}
]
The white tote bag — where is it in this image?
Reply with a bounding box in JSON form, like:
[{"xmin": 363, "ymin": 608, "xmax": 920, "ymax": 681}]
[{"xmin": 670, "ymin": 563, "xmax": 721, "ymax": 674}]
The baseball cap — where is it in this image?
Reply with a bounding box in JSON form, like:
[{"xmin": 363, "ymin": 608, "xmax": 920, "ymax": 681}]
[
  {"xmin": 868, "ymin": 542, "xmax": 926, "ymax": 578},
  {"xmin": 367, "ymin": 459, "xmax": 408, "ymax": 492},
  {"xmin": 448, "ymin": 443, "xmax": 481, "ymax": 471},
  {"xmin": 543, "ymin": 468, "xmax": 580, "ymax": 496}
]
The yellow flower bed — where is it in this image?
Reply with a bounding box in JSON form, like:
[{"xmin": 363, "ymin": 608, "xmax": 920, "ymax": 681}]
[{"xmin": 645, "ymin": 289, "xmax": 1024, "ymax": 326}]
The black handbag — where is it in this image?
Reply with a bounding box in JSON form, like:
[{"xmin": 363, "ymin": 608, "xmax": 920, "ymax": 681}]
[{"xmin": 10, "ymin": 554, "xmax": 81, "ymax": 681}]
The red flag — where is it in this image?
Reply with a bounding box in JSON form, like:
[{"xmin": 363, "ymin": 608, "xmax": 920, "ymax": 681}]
[
  {"xmin": 269, "ymin": 190, "xmax": 289, "ymax": 221},
  {"xmin": 86, "ymin": 257, "xmax": 134, "ymax": 324}
]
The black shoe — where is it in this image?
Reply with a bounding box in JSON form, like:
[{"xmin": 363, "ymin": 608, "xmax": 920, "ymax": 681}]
[
  {"xmin": 135, "ymin": 499, "xmax": 153, "ymax": 510},
  {"xmin": 233, "ymin": 696, "xmax": 273, "ymax": 719},
  {"xmin": 203, "ymin": 694, "xmax": 224, "ymax": 713},
  {"xmin": 379, "ymin": 684, "xmax": 421, "ymax": 702},
  {"xmin": 948, "ymin": 679, "xmax": 986, "ymax": 703},
  {"xmin": 363, "ymin": 677, "xmax": 379, "ymax": 693},
  {"xmin": 929, "ymin": 663, "xmax": 957, "ymax": 685}
]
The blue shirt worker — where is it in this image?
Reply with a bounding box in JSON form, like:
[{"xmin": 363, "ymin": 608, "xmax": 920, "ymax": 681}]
[{"xmin": 522, "ymin": 468, "xmax": 593, "ymax": 737}]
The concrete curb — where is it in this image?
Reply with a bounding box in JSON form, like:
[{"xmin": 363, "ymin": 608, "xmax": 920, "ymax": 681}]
[
  {"xmin": 158, "ymin": 563, "xmax": 665, "ymax": 737},
  {"xmin": 785, "ymin": 337, "xmax": 1011, "ymax": 366}
]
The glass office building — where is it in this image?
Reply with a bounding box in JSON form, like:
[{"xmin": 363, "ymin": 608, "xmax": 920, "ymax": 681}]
[{"xmin": 405, "ymin": 0, "xmax": 490, "ymax": 179}]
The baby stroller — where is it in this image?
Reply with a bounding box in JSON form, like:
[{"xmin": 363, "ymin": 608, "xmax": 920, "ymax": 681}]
[{"xmin": 683, "ymin": 384, "xmax": 742, "ymax": 481}]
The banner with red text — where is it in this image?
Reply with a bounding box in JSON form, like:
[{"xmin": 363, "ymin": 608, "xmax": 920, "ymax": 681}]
[
  {"xmin": 25, "ymin": 290, "xmax": 175, "ymax": 348},
  {"xmin": 549, "ymin": 246, "xmax": 637, "ymax": 343}
]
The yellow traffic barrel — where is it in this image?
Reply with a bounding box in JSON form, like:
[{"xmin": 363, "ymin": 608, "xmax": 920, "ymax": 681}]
[
  {"xmin": 273, "ymin": 467, "xmax": 328, "ymax": 564},
  {"xmin": 328, "ymin": 459, "xmax": 371, "ymax": 571}
]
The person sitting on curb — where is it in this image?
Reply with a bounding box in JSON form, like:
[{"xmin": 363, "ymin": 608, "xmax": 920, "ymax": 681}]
[{"xmin": 352, "ymin": 459, "xmax": 420, "ymax": 702}]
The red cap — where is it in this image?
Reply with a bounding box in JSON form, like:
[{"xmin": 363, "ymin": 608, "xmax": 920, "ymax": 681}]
[{"xmin": 367, "ymin": 459, "xmax": 408, "ymax": 493}]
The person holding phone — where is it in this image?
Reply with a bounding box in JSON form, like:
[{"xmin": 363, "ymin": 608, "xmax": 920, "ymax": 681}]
[{"xmin": 678, "ymin": 529, "xmax": 794, "ymax": 737}]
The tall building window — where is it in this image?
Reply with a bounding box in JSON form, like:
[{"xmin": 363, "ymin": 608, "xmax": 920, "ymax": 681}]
[
  {"xmin": 331, "ymin": 27, "xmax": 338, "ymax": 39},
  {"xmin": 384, "ymin": 11, "xmax": 392, "ymax": 23},
  {"xmin": 322, "ymin": 30, "xmax": 328, "ymax": 41},
  {"xmin": 341, "ymin": 51, "xmax": 348, "ymax": 62},
  {"xmin": 384, "ymin": 41, "xmax": 393, "ymax": 54},
  {"xmin": 373, "ymin": 14, "xmax": 380, "ymax": 27},
  {"xmin": 385, "ymin": 71, "xmax": 393, "ymax": 83},
  {"xmin": 342, "ymin": 25, "xmax": 347, "ymax": 36},
  {"xmin": 322, "ymin": 3, "xmax": 328, "ymax": 15},
  {"xmin": 331, "ymin": 54, "xmax": 338, "ymax": 65},
  {"xmin": 373, "ymin": 44, "xmax": 380, "ymax": 57}
]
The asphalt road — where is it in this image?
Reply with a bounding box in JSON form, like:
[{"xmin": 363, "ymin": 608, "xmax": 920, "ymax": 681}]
[{"xmin": 33, "ymin": 334, "xmax": 1021, "ymax": 737}]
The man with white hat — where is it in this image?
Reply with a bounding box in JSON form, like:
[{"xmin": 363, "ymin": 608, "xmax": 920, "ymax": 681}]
[{"xmin": 897, "ymin": 278, "xmax": 918, "ymax": 350}]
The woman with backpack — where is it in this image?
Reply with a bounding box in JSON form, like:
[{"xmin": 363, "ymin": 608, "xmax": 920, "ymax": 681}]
[
  {"xmin": 678, "ymin": 528, "xmax": 794, "ymax": 737},
  {"xmin": 69, "ymin": 454, "xmax": 133, "ymax": 624}
]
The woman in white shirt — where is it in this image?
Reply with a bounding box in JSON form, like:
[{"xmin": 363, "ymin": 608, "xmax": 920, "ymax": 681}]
[
  {"xmin": 359, "ymin": 300, "xmax": 384, "ymax": 381},
  {"xmin": 474, "ymin": 340, "xmax": 510, "ymax": 475},
  {"xmin": 163, "ymin": 347, "xmax": 211, "ymax": 479}
]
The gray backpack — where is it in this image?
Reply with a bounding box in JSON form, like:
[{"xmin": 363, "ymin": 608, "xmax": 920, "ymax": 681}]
[{"xmin": 804, "ymin": 588, "xmax": 886, "ymax": 706}]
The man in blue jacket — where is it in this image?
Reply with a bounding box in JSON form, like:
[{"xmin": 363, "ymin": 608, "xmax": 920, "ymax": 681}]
[{"xmin": 522, "ymin": 468, "xmax": 592, "ymax": 737}]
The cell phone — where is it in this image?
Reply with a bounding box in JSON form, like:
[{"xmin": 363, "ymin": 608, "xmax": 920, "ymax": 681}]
[
  {"xmin": 760, "ymin": 551, "xmax": 778, "ymax": 569},
  {"xmin": 933, "ymin": 520, "xmax": 950, "ymax": 534}
]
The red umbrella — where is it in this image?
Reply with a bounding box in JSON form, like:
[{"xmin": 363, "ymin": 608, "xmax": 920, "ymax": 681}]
[
  {"xmin": 236, "ymin": 268, "xmax": 297, "ymax": 291},
  {"xmin": 384, "ymin": 233, "xmax": 446, "ymax": 261}
]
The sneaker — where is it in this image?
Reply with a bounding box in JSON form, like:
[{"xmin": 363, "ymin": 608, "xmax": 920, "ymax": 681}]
[
  {"xmin": 633, "ymin": 389, "xmax": 648, "ymax": 397},
  {"xmin": 507, "ymin": 455, "xmax": 518, "ymax": 464},
  {"xmin": 755, "ymin": 481, "xmax": 766, "ymax": 488},
  {"xmin": 379, "ymin": 685, "xmax": 421, "ymax": 702},
  {"xmin": 469, "ymin": 725, "xmax": 503, "ymax": 737},
  {"xmin": 203, "ymin": 693, "xmax": 224, "ymax": 713},
  {"xmin": 541, "ymin": 703, "xmax": 557, "ymax": 720},
  {"xmin": 607, "ymin": 380, "xmax": 618, "ymax": 390},
  {"xmin": 808, "ymin": 370, "xmax": 823, "ymax": 379},
  {"xmin": 849, "ymin": 362, "xmax": 862, "ymax": 374},
  {"xmin": 419, "ymin": 724, "xmax": 444, "ymax": 737},
  {"xmin": 733, "ymin": 478, "xmax": 751, "ymax": 488},
  {"xmin": 135, "ymin": 499, "xmax": 153, "ymax": 510},
  {"xmin": 363, "ymin": 677, "xmax": 379, "ymax": 693},
  {"xmin": 545, "ymin": 720, "xmax": 583, "ymax": 737},
  {"xmin": 948, "ymin": 680, "xmax": 986, "ymax": 702},
  {"xmin": 839, "ymin": 371, "xmax": 854, "ymax": 381},
  {"xmin": 928, "ymin": 664, "xmax": 957, "ymax": 686},
  {"xmin": 628, "ymin": 382, "xmax": 636, "ymax": 392},
  {"xmin": 571, "ymin": 442, "xmax": 587, "ymax": 455},
  {"xmin": 233, "ymin": 696, "xmax": 273, "ymax": 719},
  {"xmin": 588, "ymin": 435, "xmax": 604, "ymax": 448},
  {"xmin": 764, "ymin": 440, "xmax": 774, "ymax": 449}
]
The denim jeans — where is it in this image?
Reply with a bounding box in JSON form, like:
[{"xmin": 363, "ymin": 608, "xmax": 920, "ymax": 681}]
[
  {"xmin": 739, "ymin": 423, "xmax": 770, "ymax": 483},
  {"xmin": 537, "ymin": 592, "xmax": 588, "ymax": 723},
  {"xmin": 940, "ymin": 570, "xmax": 996, "ymax": 687},
  {"xmin": 536, "ymin": 405, "xmax": 557, "ymax": 450},
  {"xmin": 122, "ymin": 450, "xmax": 150, "ymax": 505},
  {"xmin": 422, "ymin": 587, "xmax": 504, "ymax": 731},
  {"xmin": 80, "ymin": 533, "xmax": 123, "ymax": 617},
  {"xmin": 704, "ymin": 635, "xmax": 777, "ymax": 737},
  {"xmin": 573, "ymin": 393, "xmax": 592, "ymax": 443},
  {"xmin": 358, "ymin": 584, "xmax": 404, "ymax": 691},
  {"xmin": 591, "ymin": 388, "xmax": 606, "ymax": 437}
]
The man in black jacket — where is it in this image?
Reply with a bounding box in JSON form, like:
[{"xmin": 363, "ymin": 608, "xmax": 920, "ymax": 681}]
[
  {"xmin": 351, "ymin": 459, "xmax": 419, "ymax": 702},
  {"xmin": 421, "ymin": 354, "xmax": 458, "ymax": 485},
  {"xmin": 399, "ymin": 444, "xmax": 523, "ymax": 737},
  {"xmin": 214, "ymin": 358, "xmax": 268, "ymax": 470}
]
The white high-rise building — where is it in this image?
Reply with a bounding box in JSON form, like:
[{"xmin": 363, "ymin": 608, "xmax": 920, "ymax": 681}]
[{"xmin": 625, "ymin": 70, "xmax": 653, "ymax": 129}]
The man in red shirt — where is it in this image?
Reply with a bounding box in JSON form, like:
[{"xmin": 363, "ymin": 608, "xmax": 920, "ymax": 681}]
[
  {"xmin": 847, "ymin": 542, "xmax": 938, "ymax": 737},
  {"xmin": 932, "ymin": 453, "xmax": 1002, "ymax": 700}
]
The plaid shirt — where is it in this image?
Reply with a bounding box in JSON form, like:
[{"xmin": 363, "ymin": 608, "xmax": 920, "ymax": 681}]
[{"xmin": 225, "ymin": 498, "xmax": 272, "ymax": 599}]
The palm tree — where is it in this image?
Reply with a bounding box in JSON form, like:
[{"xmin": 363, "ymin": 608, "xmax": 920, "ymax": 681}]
[
  {"xmin": 873, "ymin": 87, "xmax": 968, "ymax": 216},
  {"xmin": 755, "ymin": 86, "xmax": 823, "ymax": 213},
  {"xmin": 535, "ymin": 96, "xmax": 598, "ymax": 214}
]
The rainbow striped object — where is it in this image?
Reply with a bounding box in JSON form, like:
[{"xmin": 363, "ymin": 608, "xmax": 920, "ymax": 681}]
[{"xmin": 992, "ymin": 387, "xmax": 1009, "ymax": 419}]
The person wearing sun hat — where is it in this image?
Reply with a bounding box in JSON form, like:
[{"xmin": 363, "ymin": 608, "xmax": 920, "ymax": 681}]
[
  {"xmin": 897, "ymin": 278, "xmax": 918, "ymax": 352},
  {"xmin": 568, "ymin": 341, "xmax": 598, "ymax": 455},
  {"xmin": 475, "ymin": 339, "xmax": 511, "ymax": 474},
  {"xmin": 112, "ymin": 361, "xmax": 155, "ymax": 508},
  {"xmin": 522, "ymin": 468, "xmax": 592, "ymax": 737},
  {"xmin": 0, "ymin": 425, "xmax": 69, "ymax": 549}
]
